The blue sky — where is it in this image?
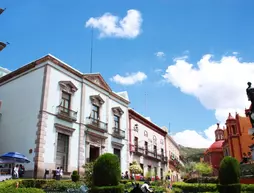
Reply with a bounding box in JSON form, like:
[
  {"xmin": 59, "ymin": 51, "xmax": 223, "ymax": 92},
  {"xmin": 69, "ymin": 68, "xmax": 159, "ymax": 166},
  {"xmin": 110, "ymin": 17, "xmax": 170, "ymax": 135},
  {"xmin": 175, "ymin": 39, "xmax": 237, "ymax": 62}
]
[{"xmin": 1, "ymin": 0, "xmax": 254, "ymax": 147}]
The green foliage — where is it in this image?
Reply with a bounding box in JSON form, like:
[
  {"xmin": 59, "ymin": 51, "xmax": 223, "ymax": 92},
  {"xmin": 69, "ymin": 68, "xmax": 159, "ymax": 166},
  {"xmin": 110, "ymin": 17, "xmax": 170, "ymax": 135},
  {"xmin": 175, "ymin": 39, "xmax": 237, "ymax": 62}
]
[
  {"xmin": 217, "ymin": 184, "xmax": 241, "ymax": 193},
  {"xmin": 0, "ymin": 187, "xmax": 44, "ymax": 193},
  {"xmin": 179, "ymin": 145, "xmax": 206, "ymax": 163},
  {"xmin": 194, "ymin": 162, "xmax": 213, "ymax": 176},
  {"xmin": 129, "ymin": 161, "xmax": 143, "ymax": 174},
  {"xmin": 219, "ymin": 156, "xmax": 240, "ymax": 185},
  {"xmin": 172, "ymin": 182, "xmax": 217, "ymax": 192},
  {"xmin": 93, "ymin": 153, "xmax": 121, "ymax": 186},
  {"xmin": 83, "ymin": 161, "xmax": 94, "ymax": 187},
  {"xmin": 91, "ymin": 184, "xmax": 124, "ymax": 193},
  {"xmin": 241, "ymin": 184, "xmax": 254, "ymax": 192},
  {"xmin": 184, "ymin": 176, "xmax": 218, "ymax": 184},
  {"xmin": 71, "ymin": 170, "xmax": 80, "ymax": 182}
]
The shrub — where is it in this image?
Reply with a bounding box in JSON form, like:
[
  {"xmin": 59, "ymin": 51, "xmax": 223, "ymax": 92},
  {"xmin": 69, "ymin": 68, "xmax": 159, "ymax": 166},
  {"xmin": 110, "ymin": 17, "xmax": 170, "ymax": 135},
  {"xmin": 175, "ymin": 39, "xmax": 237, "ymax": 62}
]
[
  {"xmin": 93, "ymin": 153, "xmax": 121, "ymax": 186},
  {"xmin": 129, "ymin": 161, "xmax": 143, "ymax": 175},
  {"xmin": 217, "ymin": 184, "xmax": 241, "ymax": 193},
  {"xmin": 0, "ymin": 188, "xmax": 45, "ymax": 193},
  {"xmin": 184, "ymin": 176, "xmax": 218, "ymax": 184},
  {"xmin": 83, "ymin": 161, "xmax": 94, "ymax": 187},
  {"xmin": 241, "ymin": 184, "xmax": 254, "ymax": 192},
  {"xmin": 219, "ymin": 156, "xmax": 240, "ymax": 185},
  {"xmin": 91, "ymin": 184, "xmax": 124, "ymax": 193},
  {"xmin": 172, "ymin": 182, "xmax": 217, "ymax": 192},
  {"xmin": 71, "ymin": 170, "xmax": 80, "ymax": 182},
  {"xmin": 218, "ymin": 156, "xmax": 240, "ymax": 193}
]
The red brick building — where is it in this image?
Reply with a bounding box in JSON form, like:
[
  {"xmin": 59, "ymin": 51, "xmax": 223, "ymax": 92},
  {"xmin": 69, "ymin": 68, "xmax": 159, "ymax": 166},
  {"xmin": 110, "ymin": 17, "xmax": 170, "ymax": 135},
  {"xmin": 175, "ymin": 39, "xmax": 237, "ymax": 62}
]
[{"xmin": 204, "ymin": 123, "xmax": 224, "ymax": 175}]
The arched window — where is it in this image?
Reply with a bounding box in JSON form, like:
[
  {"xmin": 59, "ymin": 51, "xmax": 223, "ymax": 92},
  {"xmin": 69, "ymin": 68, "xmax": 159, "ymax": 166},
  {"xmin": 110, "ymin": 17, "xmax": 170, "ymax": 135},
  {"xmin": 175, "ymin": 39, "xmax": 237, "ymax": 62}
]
[
  {"xmin": 134, "ymin": 124, "xmax": 138, "ymax": 132},
  {"xmin": 144, "ymin": 130, "xmax": 148, "ymax": 137}
]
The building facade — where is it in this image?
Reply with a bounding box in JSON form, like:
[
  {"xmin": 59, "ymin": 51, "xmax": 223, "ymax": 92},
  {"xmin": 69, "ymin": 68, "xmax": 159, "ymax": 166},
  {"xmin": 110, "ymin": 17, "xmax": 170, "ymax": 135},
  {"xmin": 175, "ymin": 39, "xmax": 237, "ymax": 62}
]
[
  {"xmin": 165, "ymin": 134, "xmax": 181, "ymax": 182},
  {"xmin": 0, "ymin": 54, "xmax": 129, "ymax": 178},
  {"xmin": 128, "ymin": 109, "xmax": 168, "ymax": 180},
  {"xmin": 222, "ymin": 113, "xmax": 253, "ymax": 162},
  {"xmin": 204, "ymin": 123, "xmax": 224, "ymax": 176}
]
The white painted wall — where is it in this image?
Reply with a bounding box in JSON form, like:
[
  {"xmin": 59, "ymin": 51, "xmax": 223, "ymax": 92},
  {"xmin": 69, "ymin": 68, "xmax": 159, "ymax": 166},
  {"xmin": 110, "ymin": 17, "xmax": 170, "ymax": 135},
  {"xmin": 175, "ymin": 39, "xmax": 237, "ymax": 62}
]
[
  {"xmin": 44, "ymin": 65, "xmax": 82, "ymax": 170},
  {"xmin": 129, "ymin": 113, "xmax": 167, "ymax": 178},
  {"xmin": 0, "ymin": 67, "xmax": 44, "ymax": 170},
  {"xmin": 108, "ymin": 98, "xmax": 129, "ymax": 173},
  {"xmin": 83, "ymin": 81, "xmax": 129, "ymax": 172}
]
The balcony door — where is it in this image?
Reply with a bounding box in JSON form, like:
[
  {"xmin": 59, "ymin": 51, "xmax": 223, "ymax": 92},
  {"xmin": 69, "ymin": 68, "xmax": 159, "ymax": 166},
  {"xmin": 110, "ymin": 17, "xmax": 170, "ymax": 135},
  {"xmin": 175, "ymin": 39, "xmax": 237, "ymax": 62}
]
[
  {"xmin": 134, "ymin": 137, "xmax": 138, "ymax": 151},
  {"xmin": 56, "ymin": 133, "xmax": 69, "ymax": 172},
  {"xmin": 61, "ymin": 92, "xmax": 71, "ymax": 114},
  {"xmin": 113, "ymin": 148, "xmax": 121, "ymax": 166}
]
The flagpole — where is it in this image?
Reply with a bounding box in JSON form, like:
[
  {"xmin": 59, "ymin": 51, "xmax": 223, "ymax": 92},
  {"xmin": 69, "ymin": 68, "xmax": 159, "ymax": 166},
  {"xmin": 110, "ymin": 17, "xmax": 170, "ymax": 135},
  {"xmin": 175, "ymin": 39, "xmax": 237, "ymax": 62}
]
[{"xmin": 90, "ymin": 28, "xmax": 94, "ymax": 73}]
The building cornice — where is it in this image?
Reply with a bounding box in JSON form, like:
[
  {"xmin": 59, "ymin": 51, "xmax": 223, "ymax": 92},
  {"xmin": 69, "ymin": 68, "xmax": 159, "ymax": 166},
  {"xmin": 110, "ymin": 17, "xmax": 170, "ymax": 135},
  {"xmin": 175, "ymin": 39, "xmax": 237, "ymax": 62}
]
[{"xmin": 129, "ymin": 109, "xmax": 167, "ymax": 136}]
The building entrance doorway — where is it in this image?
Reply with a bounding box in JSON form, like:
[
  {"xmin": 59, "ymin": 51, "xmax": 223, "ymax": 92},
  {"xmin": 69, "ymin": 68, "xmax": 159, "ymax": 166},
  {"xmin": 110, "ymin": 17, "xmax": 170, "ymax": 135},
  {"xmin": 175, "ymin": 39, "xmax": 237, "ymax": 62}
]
[
  {"xmin": 90, "ymin": 145, "xmax": 100, "ymax": 162},
  {"xmin": 56, "ymin": 133, "xmax": 69, "ymax": 171},
  {"xmin": 113, "ymin": 148, "xmax": 121, "ymax": 165}
]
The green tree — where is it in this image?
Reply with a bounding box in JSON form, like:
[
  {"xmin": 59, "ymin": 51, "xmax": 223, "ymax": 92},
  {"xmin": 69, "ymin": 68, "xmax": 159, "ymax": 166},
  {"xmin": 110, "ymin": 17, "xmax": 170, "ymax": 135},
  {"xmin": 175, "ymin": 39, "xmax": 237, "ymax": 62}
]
[
  {"xmin": 129, "ymin": 161, "xmax": 143, "ymax": 175},
  {"xmin": 92, "ymin": 153, "xmax": 121, "ymax": 186},
  {"xmin": 194, "ymin": 162, "xmax": 213, "ymax": 176},
  {"xmin": 82, "ymin": 162, "xmax": 94, "ymax": 188}
]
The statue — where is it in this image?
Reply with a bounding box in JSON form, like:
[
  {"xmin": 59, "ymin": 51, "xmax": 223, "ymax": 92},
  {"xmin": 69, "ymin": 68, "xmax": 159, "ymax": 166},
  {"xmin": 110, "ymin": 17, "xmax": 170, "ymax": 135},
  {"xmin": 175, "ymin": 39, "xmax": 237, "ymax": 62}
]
[{"xmin": 246, "ymin": 82, "xmax": 254, "ymax": 139}]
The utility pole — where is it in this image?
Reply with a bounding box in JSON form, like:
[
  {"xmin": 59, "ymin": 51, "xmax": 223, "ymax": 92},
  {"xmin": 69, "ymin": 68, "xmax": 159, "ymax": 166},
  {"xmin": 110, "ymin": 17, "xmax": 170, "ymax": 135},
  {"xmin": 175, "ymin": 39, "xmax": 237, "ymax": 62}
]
[{"xmin": 89, "ymin": 28, "xmax": 94, "ymax": 73}]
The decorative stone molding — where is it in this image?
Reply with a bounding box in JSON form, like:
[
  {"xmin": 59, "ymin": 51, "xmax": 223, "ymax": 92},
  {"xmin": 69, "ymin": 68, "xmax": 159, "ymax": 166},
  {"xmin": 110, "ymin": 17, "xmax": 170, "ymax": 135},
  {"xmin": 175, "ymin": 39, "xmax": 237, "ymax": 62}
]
[
  {"xmin": 112, "ymin": 141, "xmax": 124, "ymax": 148},
  {"xmin": 90, "ymin": 94, "xmax": 104, "ymax": 106},
  {"xmin": 59, "ymin": 81, "xmax": 78, "ymax": 94},
  {"xmin": 112, "ymin": 107, "xmax": 124, "ymax": 116},
  {"xmin": 54, "ymin": 123, "xmax": 75, "ymax": 136}
]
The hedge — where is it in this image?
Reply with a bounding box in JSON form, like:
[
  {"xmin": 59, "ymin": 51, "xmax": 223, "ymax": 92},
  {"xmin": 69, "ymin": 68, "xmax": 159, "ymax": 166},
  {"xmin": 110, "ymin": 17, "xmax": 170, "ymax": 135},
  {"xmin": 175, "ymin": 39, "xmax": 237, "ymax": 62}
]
[
  {"xmin": 172, "ymin": 182, "xmax": 217, "ymax": 192},
  {"xmin": 184, "ymin": 176, "xmax": 218, "ymax": 184},
  {"xmin": 172, "ymin": 182, "xmax": 254, "ymax": 193},
  {"xmin": 91, "ymin": 184, "xmax": 124, "ymax": 193},
  {"xmin": 0, "ymin": 187, "xmax": 44, "ymax": 193}
]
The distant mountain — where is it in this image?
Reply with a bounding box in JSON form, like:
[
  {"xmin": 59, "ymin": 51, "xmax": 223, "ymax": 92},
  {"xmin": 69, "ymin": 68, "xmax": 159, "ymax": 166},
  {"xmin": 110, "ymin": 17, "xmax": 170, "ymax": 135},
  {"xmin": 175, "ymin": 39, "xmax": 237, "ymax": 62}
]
[{"xmin": 179, "ymin": 145, "xmax": 206, "ymax": 163}]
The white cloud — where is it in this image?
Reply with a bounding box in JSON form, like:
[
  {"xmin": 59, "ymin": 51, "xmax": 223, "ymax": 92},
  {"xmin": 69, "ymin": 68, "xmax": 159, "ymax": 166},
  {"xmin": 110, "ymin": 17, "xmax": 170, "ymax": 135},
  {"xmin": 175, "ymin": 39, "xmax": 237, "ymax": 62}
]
[
  {"xmin": 110, "ymin": 72, "xmax": 147, "ymax": 86},
  {"xmin": 85, "ymin": 9, "xmax": 142, "ymax": 38},
  {"xmin": 154, "ymin": 69, "xmax": 163, "ymax": 74},
  {"xmin": 155, "ymin": 52, "xmax": 165, "ymax": 58},
  {"xmin": 172, "ymin": 124, "xmax": 217, "ymax": 148},
  {"xmin": 164, "ymin": 53, "xmax": 253, "ymax": 148}
]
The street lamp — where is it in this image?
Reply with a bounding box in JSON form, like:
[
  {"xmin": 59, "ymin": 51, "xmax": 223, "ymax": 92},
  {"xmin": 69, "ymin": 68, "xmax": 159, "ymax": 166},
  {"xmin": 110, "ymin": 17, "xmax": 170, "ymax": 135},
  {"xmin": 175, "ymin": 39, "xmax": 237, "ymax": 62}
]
[
  {"xmin": 0, "ymin": 42, "xmax": 9, "ymax": 52},
  {"xmin": 0, "ymin": 8, "xmax": 6, "ymax": 15}
]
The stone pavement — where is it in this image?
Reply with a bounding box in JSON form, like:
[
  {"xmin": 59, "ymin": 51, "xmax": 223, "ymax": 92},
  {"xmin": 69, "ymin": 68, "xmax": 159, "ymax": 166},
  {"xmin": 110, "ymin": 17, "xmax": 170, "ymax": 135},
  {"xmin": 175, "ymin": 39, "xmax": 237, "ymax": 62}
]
[{"xmin": 0, "ymin": 175, "xmax": 12, "ymax": 182}]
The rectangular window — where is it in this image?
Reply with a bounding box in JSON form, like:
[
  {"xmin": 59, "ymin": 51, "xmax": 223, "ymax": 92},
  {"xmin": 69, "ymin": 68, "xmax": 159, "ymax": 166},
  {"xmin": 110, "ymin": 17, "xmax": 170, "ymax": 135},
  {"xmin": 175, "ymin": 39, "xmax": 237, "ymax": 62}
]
[
  {"xmin": 232, "ymin": 125, "xmax": 237, "ymax": 134},
  {"xmin": 161, "ymin": 148, "xmax": 164, "ymax": 156},
  {"xmin": 154, "ymin": 145, "xmax": 157, "ymax": 157},
  {"xmin": 134, "ymin": 137, "xmax": 138, "ymax": 151},
  {"xmin": 92, "ymin": 104, "xmax": 99, "ymax": 120},
  {"xmin": 61, "ymin": 92, "xmax": 71, "ymax": 113},
  {"xmin": 114, "ymin": 115, "xmax": 120, "ymax": 129},
  {"xmin": 145, "ymin": 141, "xmax": 148, "ymax": 155}
]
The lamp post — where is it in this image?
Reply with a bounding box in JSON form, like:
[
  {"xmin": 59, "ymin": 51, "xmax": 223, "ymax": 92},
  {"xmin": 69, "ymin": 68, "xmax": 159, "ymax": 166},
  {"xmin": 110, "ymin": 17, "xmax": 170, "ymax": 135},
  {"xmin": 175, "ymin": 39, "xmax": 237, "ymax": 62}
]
[
  {"xmin": 0, "ymin": 8, "xmax": 6, "ymax": 15},
  {"xmin": 246, "ymin": 82, "xmax": 254, "ymax": 161}
]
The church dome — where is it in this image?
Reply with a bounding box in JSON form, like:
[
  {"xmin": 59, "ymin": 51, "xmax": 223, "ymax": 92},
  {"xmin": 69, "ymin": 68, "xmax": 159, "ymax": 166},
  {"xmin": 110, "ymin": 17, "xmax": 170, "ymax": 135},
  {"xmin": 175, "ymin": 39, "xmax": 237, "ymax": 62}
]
[{"xmin": 208, "ymin": 140, "xmax": 224, "ymax": 151}]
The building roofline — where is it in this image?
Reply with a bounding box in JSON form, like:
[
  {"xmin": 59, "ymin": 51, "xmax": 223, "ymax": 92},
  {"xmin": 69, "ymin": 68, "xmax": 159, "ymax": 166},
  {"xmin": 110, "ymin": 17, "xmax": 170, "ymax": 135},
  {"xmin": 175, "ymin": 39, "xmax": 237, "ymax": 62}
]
[
  {"xmin": 167, "ymin": 135, "xmax": 180, "ymax": 150},
  {"xmin": 128, "ymin": 108, "xmax": 167, "ymax": 136},
  {"xmin": 0, "ymin": 54, "xmax": 129, "ymax": 104}
]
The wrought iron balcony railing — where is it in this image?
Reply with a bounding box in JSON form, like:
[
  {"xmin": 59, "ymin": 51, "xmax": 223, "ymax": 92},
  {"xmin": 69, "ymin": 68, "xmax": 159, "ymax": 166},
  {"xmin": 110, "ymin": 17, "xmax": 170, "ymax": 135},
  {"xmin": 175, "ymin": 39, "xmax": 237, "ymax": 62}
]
[
  {"xmin": 86, "ymin": 117, "xmax": 108, "ymax": 132},
  {"xmin": 112, "ymin": 127, "xmax": 125, "ymax": 139},
  {"xmin": 56, "ymin": 105, "xmax": 77, "ymax": 122}
]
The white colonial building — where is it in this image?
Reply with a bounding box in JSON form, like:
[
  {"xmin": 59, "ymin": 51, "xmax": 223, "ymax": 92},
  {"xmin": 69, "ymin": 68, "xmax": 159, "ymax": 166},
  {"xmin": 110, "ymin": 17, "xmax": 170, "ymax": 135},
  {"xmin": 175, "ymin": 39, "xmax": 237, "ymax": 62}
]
[
  {"xmin": 128, "ymin": 109, "xmax": 168, "ymax": 180},
  {"xmin": 0, "ymin": 54, "xmax": 129, "ymax": 178},
  {"xmin": 164, "ymin": 130, "xmax": 182, "ymax": 182}
]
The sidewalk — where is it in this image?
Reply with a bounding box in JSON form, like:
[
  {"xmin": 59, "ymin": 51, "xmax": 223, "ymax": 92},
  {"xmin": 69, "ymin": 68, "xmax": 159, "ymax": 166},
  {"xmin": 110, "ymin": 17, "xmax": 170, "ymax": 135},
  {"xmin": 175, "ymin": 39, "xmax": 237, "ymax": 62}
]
[{"xmin": 0, "ymin": 175, "xmax": 12, "ymax": 182}]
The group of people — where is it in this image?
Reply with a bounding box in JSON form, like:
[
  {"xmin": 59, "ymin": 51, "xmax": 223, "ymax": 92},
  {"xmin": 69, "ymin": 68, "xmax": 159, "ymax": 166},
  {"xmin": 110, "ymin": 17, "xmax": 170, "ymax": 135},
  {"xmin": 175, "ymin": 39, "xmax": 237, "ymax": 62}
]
[
  {"xmin": 13, "ymin": 164, "xmax": 25, "ymax": 178},
  {"xmin": 53, "ymin": 166, "xmax": 63, "ymax": 180}
]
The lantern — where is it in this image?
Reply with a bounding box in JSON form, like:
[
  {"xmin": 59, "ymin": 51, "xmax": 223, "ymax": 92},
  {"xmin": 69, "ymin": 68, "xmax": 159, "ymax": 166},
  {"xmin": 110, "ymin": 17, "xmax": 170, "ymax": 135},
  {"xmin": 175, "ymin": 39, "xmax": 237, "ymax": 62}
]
[{"xmin": 0, "ymin": 8, "xmax": 6, "ymax": 15}]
